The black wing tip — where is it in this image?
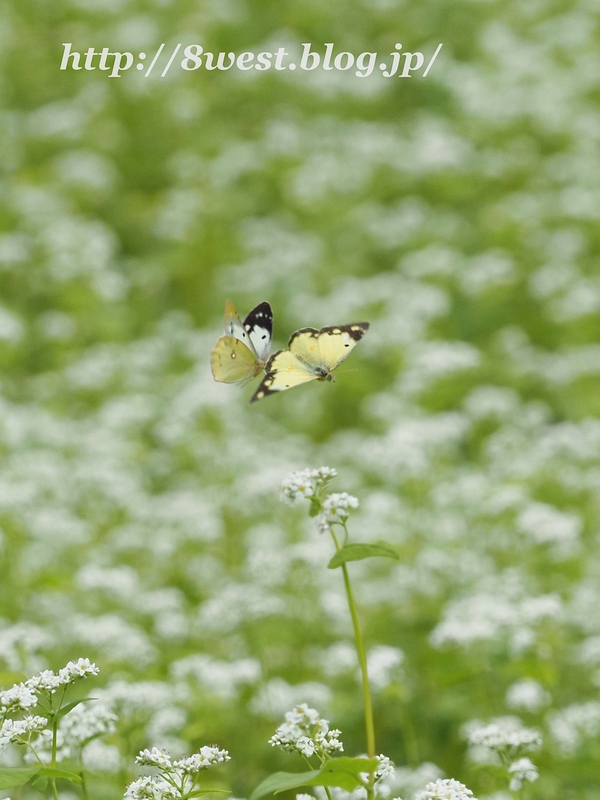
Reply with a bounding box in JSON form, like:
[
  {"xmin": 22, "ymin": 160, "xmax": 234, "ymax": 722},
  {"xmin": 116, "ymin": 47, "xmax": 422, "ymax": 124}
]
[
  {"xmin": 320, "ymin": 321, "xmax": 370, "ymax": 340},
  {"xmin": 244, "ymin": 301, "xmax": 274, "ymax": 333},
  {"xmin": 250, "ymin": 383, "xmax": 275, "ymax": 403},
  {"xmin": 287, "ymin": 326, "xmax": 320, "ymax": 346}
]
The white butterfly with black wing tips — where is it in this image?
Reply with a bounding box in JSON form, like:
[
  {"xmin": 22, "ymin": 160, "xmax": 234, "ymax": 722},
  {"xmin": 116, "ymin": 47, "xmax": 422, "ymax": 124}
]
[
  {"xmin": 251, "ymin": 322, "xmax": 369, "ymax": 403},
  {"xmin": 210, "ymin": 300, "xmax": 273, "ymax": 386}
]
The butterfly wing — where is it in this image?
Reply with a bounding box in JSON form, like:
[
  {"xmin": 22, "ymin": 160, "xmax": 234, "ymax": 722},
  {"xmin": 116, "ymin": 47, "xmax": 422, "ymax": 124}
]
[
  {"xmin": 250, "ymin": 349, "xmax": 319, "ymax": 402},
  {"xmin": 211, "ymin": 336, "xmax": 261, "ymax": 385},
  {"xmin": 314, "ymin": 323, "xmax": 370, "ymax": 371},
  {"xmin": 250, "ymin": 322, "xmax": 370, "ymax": 402},
  {"xmin": 243, "ymin": 301, "xmax": 273, "ymax": 363},
  {"xmin": 287, "ymin": 323, "xmax": 370, "ymax": 373},
  {"xmin": 223, "ymin": 299, "xmax": 258, "ymax": 358}
]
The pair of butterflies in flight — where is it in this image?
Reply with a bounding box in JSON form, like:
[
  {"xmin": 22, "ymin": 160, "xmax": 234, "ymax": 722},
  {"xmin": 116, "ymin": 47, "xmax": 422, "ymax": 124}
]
[{"xmin": 210, "ymin": 300, "xmax": 369, "ymax": 403}]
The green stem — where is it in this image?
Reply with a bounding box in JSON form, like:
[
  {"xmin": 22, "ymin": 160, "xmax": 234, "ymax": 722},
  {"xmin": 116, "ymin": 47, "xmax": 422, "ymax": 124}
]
[
  {"xmin": 329, "ymin": 526, "xmax": 376, "ymax": 765},
  {"xmin": 50, "ymin": 715, "xmax": 59, "ymax": 800},
  {"xmin": 80, "ymin": 769, "xmax": 89, "ymax": 800}
]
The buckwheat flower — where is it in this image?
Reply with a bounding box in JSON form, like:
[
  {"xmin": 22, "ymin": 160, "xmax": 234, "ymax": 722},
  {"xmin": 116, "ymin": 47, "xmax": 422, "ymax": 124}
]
[
  {"xmin": 174, "ymin": 745, "xmax": 231, "ymax": 772},
  {"xmin": 416, "ymin": 778, "xmax": 476, "ymax": 800},
  {"xmin": 125, "ymin": 775, "xmax": 180, "ymax": 800},
  {"xmin": 280, "ymin": 467, "xmax": 338, "ymax": 505},
  {"xmin": 284, "ymin": 703, "xmax": 321, "ymax": 728},
  {"xmin": 508, "ymin": 758, "xmax": 538, "ymax": 791},
  {"xmin": 314, "ymin": 467, "xmax": 337, "ymax": 482},
  {"xmin": 296, "ymin": 736, "xmax": 316, "ymax": 757},
  {"xmin": 468, "ymin": 722, "xmax": 541, "ymax": 756},
  {"xmin": 26, "ymin": 670, "xmax": 63, "ymax": 693},
  {"xmin": 280, "ymin": 470, "xmax": 318, "ymax": 504},
  {"xmin": 0, "ymin": 716, "xmax": 48, "ymax": 749},
  {"xmin": 135, "ymin": 747, "xmax": 173, "ymax": 769},
  {"xmin": 375, "ymin": 755, "xmax": 395, "ymax": 781},
  {"xmin": 322, "ymin": 493, "xmax": 359, "ymax": 524},
  {"xmin": 296, "ymin": 794, "xmax": 315, "ymax": 800},
  {"xmin": 0, "ymin": 683, "xmax": 38, "ymax": 713},
  {"xmin": 317, "ymin": 728, "xmax": 344, "ymax": 754},
  {"xmin": 58, "ymin": 658, "xmax": 100, "ymax": 684},
  {"xmin": 269, "ymin": 704, "xmax": 344, "ymax": 759}
]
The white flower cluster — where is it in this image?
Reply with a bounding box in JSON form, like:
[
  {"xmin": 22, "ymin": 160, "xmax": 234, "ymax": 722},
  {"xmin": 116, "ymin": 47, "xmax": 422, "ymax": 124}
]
[
  {"xmin": 375, "ymin": 754, "xmax": 395, "ymax": 781},
  {"xmin": 0, "ymin": 658, "xmax": 101, "ymax": 758},
  {"xmin": 316, "ymin": 492, "xmax": 360, "ymax": 534},
  {"xmin": 280, "ymin": 467, "xmax": 338, "ymax": 504},
  {"xmin": 416, "ymin": 778, "xmax": 477, "ymax": 800},
  {"xmin": 0, "ymin": 716, "xmax": 48, "ymax": 750},
  {"xmin": 23, "ymin": 659, "xmax": 99, "ymax": 696},
  {"xmin": 125, "ymin": 775, "xmax": 179, "ymax": 800},
  {"xmin": 321, "ymin": 494, "xmax": 360, "ymax": 525},
  {"xmin": 136, "ymin": 745, "xmax": 230, "ymax": 772},
  {"xmin": 468, "ymin": 722, "xmax": 542, "ymax": 757},
  {"xmin": 1, "ymin": 660, "xmax": 99, "ymax": 715},
  {"xmin": 0, "ymin": 684, "xmax": 38, "ymax": 714},
  {"xmin": 126, "ymin": 746, "xmax": 230, "ymax": 800},
  {"xmin": 269, "ymin": 704, "xmax": 344, "ymax": 758},
  {"xmin": 58, "ymin": 658, "xmax": 100, "ymax": 682},
  {"xmin": 508, "ymin": 757, "xmax": 539, "ymax": 791}
]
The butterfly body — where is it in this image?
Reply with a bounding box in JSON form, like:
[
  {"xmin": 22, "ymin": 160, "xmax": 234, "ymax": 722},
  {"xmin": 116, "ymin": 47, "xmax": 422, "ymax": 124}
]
[
  {"xmin": 251, "ymin": 322, "xmax": 369, "ymax": 402},
  {"xmin": 211, "ymin": 300, "xmax": 273, "ymax": 386}
]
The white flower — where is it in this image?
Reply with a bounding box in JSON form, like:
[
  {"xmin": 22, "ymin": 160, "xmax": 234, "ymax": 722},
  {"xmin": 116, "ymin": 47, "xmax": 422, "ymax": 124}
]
[
  {"xmin": 467, "ymin": 722, "xmax": 541, "ymax": 756},
  {"xmin": 280, "ymin": 467, "xmax": 337, "ymax": 504},
  {"xmin": 269, "ymin": 704, "xmax": 344, "ymax": 759},
  {"xmin": 375, "ymin": 754, "xmax": 395, "ymax": 781},
  {"xmin": 0, "ymin": 716, "xmax": 48, "ymax": 749},
  {"xmin": 125, "ymin": 775, "xmax": 180, "ymax": 800},
  {"xmin": 322, "ymin": 493, "xmax": 359, "ymax": 524},
  {"xmin": 26, "ymin": 670, "xmax": 63, "ymax": 693},
  {"xmin": 0, "ymin": 683, "xmax": 38, "ymax": 713},
  {"xmin": 296, "ymin": 736, "xmax": 316, "ymax": 757},
  {"xmin": 174, "ymin": 746, "xmax": 231, "ymax": 772},
  {"xmin": 58, "ymin": 658, "xmax": 100, "ymax": 684},
  {"xmin": 416, "ymin": 778, "xmax": 477, "ymax": 800},
  {"xmin": 126, "ymin": 745, "xmax": 229, "ymax": 800},
  {"xmin": 508, "ymin": 758, "xmax": 539, "ymax": 791},
  {"xmin": 136, "ymin": 748, "xmax": 173, "ymax": 769}
]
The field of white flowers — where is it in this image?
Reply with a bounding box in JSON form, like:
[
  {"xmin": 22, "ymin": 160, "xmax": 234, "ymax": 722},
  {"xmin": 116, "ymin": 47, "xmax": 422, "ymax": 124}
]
[{"xmin": 1, "ymin": 0, "xmax": 600, "ymax": 798}]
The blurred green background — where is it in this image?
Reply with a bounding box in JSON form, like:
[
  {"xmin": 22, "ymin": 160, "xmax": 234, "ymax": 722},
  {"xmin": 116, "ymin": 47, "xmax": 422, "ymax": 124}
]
[{"xmin": 1, "ymin": 0, "xmax": 600, "ymax": 797}]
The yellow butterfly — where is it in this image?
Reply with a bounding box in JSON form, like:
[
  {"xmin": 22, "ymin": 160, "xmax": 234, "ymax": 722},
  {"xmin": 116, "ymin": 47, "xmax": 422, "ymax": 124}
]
[
  {"xmin": 251, "ymin": 322, "xmax": 370, "ymax": 403},
  {"xmin": 211, "ymin": 300, "xmax": 273, "ymax": 386}
]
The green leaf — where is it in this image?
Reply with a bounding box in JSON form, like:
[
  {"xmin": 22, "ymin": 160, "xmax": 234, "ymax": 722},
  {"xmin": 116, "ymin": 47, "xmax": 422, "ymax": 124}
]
[
  {"xmin": 0, "ymin": 767, "xmax": 40, "ymax": 789},
  {"xmin": 320, "ymin": 757, "xmax": 379, "ymax": 775},
  {"xmin": 308, "ymin": 498, "xmax": 321, "ymax": 518},
  {"xmin": 38, "ymin": 766, "xmax": 82, "ymax": 783},
  {"xmin": 55, "ymin": 697, "xmax": 95, "ymax": 721},
  {"xmin": 249, "ymin": 758, "xmax": 379, "ymax": 800},
  {"xmin": 187, "ymin": 789, "xmax": 230, "ymax": 798},
  {"xmin": 31, "ymin": 774, "xmax": 48, "ymax": 792},
  {"xmin": 328, "ymin": 542, "xmax": 400, "ymax": 569},
  {"xmin": 250, "ymin": 769, "xmax": 322, "ymax": 800}
]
